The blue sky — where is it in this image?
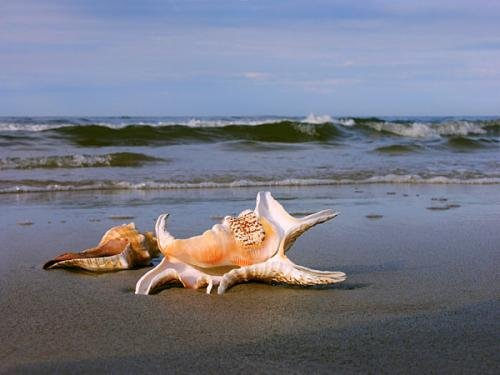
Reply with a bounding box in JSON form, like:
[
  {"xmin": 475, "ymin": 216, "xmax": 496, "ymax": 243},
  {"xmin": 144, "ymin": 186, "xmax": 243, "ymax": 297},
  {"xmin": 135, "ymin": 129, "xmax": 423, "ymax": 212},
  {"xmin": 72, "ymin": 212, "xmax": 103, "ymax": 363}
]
[{"xmin": 1, "ymin": 0, "xmax": 499, "ymax": 116}]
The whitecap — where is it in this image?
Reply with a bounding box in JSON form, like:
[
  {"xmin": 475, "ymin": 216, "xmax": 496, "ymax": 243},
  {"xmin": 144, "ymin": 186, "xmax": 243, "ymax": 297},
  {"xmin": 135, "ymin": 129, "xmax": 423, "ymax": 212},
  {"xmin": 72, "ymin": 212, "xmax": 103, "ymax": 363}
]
[{"xmin": 303, "ymin": 113, "xmax": 333, "ymax": 124}]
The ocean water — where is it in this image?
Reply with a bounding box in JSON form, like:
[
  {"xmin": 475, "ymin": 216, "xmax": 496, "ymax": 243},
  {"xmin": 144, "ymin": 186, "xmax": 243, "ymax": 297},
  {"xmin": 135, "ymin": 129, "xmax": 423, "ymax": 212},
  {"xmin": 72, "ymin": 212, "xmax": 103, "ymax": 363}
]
[{"xmin": 0, "ymin": 114, "xmax": 498, "ymax": 194}]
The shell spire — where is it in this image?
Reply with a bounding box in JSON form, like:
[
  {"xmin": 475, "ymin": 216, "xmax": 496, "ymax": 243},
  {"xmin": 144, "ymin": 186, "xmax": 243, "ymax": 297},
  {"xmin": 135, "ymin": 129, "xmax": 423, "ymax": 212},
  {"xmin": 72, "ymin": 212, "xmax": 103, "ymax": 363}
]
[{"xmin": 155, "ymin": 214, "xmax": 175, "ymax": 253}]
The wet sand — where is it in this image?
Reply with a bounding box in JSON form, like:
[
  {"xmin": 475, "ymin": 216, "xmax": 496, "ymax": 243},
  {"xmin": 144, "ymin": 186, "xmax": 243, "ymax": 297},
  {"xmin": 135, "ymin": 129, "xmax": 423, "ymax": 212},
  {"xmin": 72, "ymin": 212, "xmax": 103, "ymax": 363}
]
[{"xmin": 1, "ymin": 185, "xmax": 499, "ymax": 374}]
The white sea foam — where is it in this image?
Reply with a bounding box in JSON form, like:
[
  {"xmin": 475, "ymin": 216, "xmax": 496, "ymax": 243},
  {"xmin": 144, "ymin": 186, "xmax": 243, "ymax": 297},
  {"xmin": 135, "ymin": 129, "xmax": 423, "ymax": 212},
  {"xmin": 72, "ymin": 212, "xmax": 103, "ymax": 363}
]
[
  {"xmin": 0, "ymin": 118, "xmax": 296, "ymax": 132},
  {"xmin": 343, "ymin": 120, "xmax": 489, "ymax": 138},
  {"xmin": 435, "ymin": 121, "xmax": 486, "ymax": 136},
  {"xmin": 367, "ymin": 122, "xmax": 439, "ymax": 138},
  {"xmin": 0, "ymin": 154, "xmax": 115, "ymax": 169},
  {"xmin": 0, "ymin": 123, "xmax": 74, "ymax": 132},
  {"xmin": 3, "ymin": 174, "xmax": 499, "ymax": 194},
  {"xmin": 0, "ymin": 153, "xmax": 155, "ymax": 169},
  {"xmin": 334, "ymin": 118, "xmax": 356, "ymax": 127},
  {"xmin": 0, "ymin": 122, "xmax": 135, "ymax": 132},
  {"xmin": 183, "ymin": 118, "xmax": 292, "ymax": 128},
  {"xmin": 303, "ymin": 113, "xmax": 333, "ymax": 124}
]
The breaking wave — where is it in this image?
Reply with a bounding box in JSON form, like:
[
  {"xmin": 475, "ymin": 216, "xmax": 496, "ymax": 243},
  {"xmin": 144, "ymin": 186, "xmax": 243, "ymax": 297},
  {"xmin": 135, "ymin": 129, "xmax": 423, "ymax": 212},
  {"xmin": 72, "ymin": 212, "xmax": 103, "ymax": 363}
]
[
  {"xmin": 0, "ymin": 152, "xmax": 161, "ymax": 170},
  {"xmin": 0, "ymin": 117, "xmax": 294, "ymax": 132},
  {"xmin": 0, "ymin": 116, "xmax": 498, "ymax": 146},
  {"xmin": 48, "ymin": 121, "xmax": 341, "ymax": 146},
  {"xmin": 336, "ymin": 118, "xmax": 498, "ymax": 138},
  {"xmin": 303, "ymin": 113, "xmax": 333, "ymax": 124},
  {"xmin": 2, "ymin": 174, "xmax": 499, "ymax": 194}
]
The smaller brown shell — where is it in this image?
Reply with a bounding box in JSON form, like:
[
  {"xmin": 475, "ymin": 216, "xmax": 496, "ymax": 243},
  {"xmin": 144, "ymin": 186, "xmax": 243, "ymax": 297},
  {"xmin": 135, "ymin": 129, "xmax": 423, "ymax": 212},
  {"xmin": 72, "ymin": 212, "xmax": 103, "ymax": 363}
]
[{"xmin": 43, "ymin": 223, "xmax": 159, "ymax": 271}]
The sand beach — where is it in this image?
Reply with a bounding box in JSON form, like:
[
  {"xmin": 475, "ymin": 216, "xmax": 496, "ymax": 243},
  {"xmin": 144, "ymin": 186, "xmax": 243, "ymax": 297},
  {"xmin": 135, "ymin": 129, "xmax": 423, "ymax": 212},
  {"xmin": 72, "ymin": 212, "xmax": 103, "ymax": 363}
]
[{"xmin": 1, "ymin": 185, "xmax": 499, "ymax": 373}]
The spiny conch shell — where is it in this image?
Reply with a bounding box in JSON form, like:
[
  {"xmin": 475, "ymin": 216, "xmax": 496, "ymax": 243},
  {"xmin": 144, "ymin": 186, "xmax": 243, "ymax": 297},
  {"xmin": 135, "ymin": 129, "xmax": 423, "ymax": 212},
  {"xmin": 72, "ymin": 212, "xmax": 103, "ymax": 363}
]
[
  {"xmin": 43, "ymin": 223, "xmax": 160, "ymax": 271},
  {"xmin": 135, "ymin": 191, "xmax": 346, "ymax": 295}
]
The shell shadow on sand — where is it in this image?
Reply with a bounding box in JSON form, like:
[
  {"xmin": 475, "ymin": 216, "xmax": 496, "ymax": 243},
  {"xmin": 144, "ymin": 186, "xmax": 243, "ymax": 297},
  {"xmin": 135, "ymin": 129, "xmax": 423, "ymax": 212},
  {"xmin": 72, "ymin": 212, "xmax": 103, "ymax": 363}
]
[
  {"xmin": 340, "ymin": 261, "xmax": 406, "ymax": 275},
  {"xmin": 135, "ymin": 279, "xmax": 371, "ymax": 293}
]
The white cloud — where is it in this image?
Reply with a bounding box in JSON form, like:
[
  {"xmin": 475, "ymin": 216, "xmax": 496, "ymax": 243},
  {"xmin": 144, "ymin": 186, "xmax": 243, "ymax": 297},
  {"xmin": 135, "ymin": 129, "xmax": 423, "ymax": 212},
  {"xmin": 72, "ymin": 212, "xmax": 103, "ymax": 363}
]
[
  {"xmin": 237, "ymin": 72, "xmax": 360, "ymax": 93},
  {"xmin": 241, "ymin": 72, "xmax": 271, "ymax": 80}
]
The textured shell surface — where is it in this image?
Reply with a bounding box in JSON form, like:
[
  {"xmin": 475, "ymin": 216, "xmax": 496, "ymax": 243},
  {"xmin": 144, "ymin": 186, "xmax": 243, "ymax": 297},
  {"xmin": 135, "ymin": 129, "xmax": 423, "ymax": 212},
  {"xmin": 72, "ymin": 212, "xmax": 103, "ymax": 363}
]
[{"xmin": 227, "ymin": 211, "xmax": 266, "ymax": 249}]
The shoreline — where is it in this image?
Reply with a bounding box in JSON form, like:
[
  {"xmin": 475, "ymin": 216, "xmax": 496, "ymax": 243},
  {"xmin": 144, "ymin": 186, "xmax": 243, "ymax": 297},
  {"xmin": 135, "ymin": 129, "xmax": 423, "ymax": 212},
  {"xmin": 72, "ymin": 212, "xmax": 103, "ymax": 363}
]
[{"xmin": 2, "ymin": 176, "xmax": 500, "ymax": 195}]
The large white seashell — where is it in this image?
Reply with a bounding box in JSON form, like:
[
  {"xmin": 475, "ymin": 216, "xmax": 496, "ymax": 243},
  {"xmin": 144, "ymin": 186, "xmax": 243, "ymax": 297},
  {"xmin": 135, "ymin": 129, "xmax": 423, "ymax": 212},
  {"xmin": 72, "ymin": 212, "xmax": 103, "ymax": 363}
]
[
  {"xmin": 135, "ymin": 192, "xmax": 346, "ymax": 295},
  {"xmin": 44, "ymin": 223, "xmax": 160, "ymax": 271}
]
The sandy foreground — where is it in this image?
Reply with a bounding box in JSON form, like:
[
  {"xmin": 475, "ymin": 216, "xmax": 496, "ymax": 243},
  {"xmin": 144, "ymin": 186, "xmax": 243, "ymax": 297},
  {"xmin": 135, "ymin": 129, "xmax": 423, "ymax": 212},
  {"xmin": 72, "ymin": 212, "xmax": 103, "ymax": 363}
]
[{"xmin": 0, "ymin": 185, "xmax": 499, "ymax": 374}]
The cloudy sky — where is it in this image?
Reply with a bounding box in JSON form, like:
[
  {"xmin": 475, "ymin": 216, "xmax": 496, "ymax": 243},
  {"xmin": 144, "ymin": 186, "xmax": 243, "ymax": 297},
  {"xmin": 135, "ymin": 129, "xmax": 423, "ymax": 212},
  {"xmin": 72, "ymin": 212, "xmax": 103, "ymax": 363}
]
[{"xmin": 1, "ymin": 0, "xmax": 499, "ymax": 116}]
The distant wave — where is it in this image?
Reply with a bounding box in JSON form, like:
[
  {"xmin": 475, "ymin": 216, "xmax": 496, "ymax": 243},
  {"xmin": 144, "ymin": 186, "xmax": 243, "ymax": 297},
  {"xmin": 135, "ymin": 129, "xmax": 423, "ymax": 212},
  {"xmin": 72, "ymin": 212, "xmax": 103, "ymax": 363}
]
[
  {"xmin": 2, "ymin": 174, "xmax": 499, "ymax": 194},
  {"xmin": 0, "ymin": 114, "xmax": 341, "ymax": 131},
  {"xmin": 0, "ymin": 152, "xmax": 161, "ymax": 170},
  {"xmin": 336, "ymin": 118, "xmax": 499, "ymax": 138},
  {"xmin": 1, "ymin": 116, "xmax": 498, "ymax": 146},
  {"xmin": 0, "ymin": 117, "xmax": 296, "ymax": 132}
]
